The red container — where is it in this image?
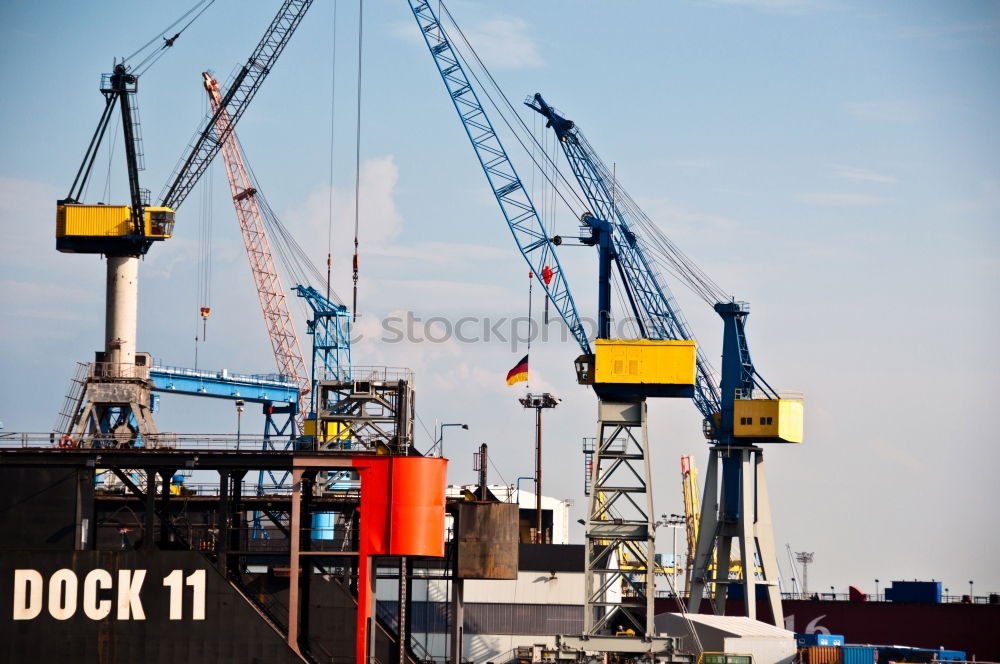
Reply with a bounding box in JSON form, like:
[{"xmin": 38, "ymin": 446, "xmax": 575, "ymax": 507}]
[{"xmin": 807, "ymin": 646, "xmax": 844, "ymax": 664}]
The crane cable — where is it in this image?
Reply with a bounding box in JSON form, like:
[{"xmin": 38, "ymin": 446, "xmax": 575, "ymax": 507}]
[
  {"xmin": 437, "ymin": 1, "xmax": 588, "ymax": 216},
  {"xmin": 439, "ymin": 0, "xmax": 732, "ymax": 313},
  {"xmin": 327, "ymin": 0, "xmax": 340, "ymax": 306},
  {"xmin": 351, "ymin": 0, "xmax": 363, "ymax": 322},
  {"xmin": 126, "ymin": 0, "xmax": 217, "ymax": 76},
  {"xmin": 239, "ymin": 138, "xmax": 346, "ymax": 305}
]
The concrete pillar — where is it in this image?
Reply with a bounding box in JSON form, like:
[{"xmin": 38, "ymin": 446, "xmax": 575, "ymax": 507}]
[{"xmin": 105, "ymin": 255, "xmax": 138, "ymax": 374}]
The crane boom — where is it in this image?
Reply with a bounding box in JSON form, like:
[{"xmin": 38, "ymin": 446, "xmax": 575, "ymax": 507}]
[
  {"xmin": 203, "ymin": 74, "xmax": 311, "ymax": 425},
  {"xmin": 160, "ymin": 0, "xmax": 314, "ymax": 211},
  {"xmin": 407, "ymin": 0, "xmax": 590, "ymax": 355}
]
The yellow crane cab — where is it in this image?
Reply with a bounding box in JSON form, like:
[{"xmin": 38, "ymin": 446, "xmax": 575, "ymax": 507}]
[
  {"xmin": 732, "ymin": 391, "xmax": 804, "ymax": 443},
  {"xmin": 575, "ymin": 338, "xmax": 697, "ymax": 400},
  {"xmin": 56, "ymin": 202, "xmax": 175, "ymax": 254}
]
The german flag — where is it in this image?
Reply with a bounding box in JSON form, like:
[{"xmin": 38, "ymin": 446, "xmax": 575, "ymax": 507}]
[{"xmin": 506, "ymin": 354, "xmax": 528, "ymax": 386}]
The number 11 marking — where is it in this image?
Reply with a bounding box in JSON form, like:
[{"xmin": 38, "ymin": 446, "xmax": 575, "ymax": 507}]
[{"xmin": 162, "ymin": 569, "xmax": 206, "ymax": 620}]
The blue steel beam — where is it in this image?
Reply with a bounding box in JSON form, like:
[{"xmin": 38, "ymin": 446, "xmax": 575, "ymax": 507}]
[
  {"xmin": 150, "ymin": 364, "xmax": 298, "ymax": 404},
  {"xmin": 408, "ymin": 0, "xmax": 590, "ymax": 355}
]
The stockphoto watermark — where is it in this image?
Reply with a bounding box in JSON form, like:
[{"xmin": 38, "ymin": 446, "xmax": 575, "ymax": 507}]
[{"xmin": 362, "ymin": 311, "xmax": 643, "ymax": 351}]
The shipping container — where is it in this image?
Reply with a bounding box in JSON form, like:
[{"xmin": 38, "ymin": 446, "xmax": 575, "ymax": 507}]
[
  {"xmin": 806, "ymin": 645, "xmax": 844, "ymax": 664},
  {"xmin": 884, "ymin": 580, "xmax": 942, "ymax": 603},
  {"xmin": 842, "ymin": 646, "xmax": 877, "ymax": 664}
]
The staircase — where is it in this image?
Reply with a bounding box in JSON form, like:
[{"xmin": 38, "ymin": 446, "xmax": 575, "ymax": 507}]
[{"xmin": 53, "ymin": 362, "xmax": 88, "ymax": 434}]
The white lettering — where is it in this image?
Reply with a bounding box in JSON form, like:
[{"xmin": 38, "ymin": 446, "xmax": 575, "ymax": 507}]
[
  {"xmin": 12, "ymin": 570, "xmax": 43, "ymax": 620},
  {"xmin": 83, "ymin": 569, "xmax": 113, "ymax": 620},
  {"xmin": 163, "ymin": 569, "xmax": 183, "ymax": 620},
  {"xmin": 806, "ymin": 614, "xmax": 830, "ymax": 634},
  {"xmin": 117, "ymin": 570, "xmax": 146, "ymax": 620},
  {"xmin": 48, "ymin": 569, "xmax": 78, "ymax": 620},
  {"xmin": 186, "ymin": 570, "xmax": 206, "ymax": 620}
]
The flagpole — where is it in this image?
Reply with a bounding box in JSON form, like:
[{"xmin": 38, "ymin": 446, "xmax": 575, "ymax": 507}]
[{"xmin": 526, "ymin": 271, "xmax": 533, "ymax": 390}]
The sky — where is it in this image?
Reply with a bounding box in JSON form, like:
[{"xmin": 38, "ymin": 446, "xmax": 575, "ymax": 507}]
[{"xmin": 1, "ymin": 0, "xmax": 999, "ymax": 599}]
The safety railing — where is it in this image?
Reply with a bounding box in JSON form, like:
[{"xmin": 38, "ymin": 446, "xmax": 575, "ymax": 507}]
[
  {"xmin": 0, "ymin": 431, "xmax": 324, "ymax": 452},
  {"xmin": 151, "ymin": 362, "xmax": 295, "ymax": 387},
  {"xmin": 319, "ymin": 365, "xmax": 414, "ymax": 384},
  {"xmin": 89, "ymin": 361, "xmax": 151, "ymax": 380}
]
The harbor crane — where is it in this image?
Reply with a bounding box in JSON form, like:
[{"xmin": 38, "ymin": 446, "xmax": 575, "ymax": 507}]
[
  {"xmin": 411, "ymin": 1, "xmax": 803, "ymax": 645},
  {"xmin": 55, "ymin": 0, "xmax": 315, "ymax": 447},
  {"xmin": 409, "ymin": 0, "xmax": 688, "ymax": 654},
  {"xmin": 527, "ymin": 93, "xmax": 803, "ymax": 625}
]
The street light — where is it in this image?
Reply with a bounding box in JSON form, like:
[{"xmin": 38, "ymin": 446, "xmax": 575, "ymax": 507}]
[
  {"xmin": 875, "ymin": 578, "xmax": 880, "ymax": 600},
  {"xmin": 969, "ymin": 580, "xmax": 974, "ymax": 600},
  {"xmin": 433, "ymin": 422, "xmax": 468, "ymax": 457},
  {"xmin": 235, "ymin": 399, "xmax": 245, "ymax": 450},
  {"xmin": 656, "ymin": 514, "xmax": 686, "ymax": 594}
]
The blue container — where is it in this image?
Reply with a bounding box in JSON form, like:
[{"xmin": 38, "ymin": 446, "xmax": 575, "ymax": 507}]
[
  {"xmin": 796, "ymin": 634, "xmax": 845, "ymax": 647},
  {"xmin": 884, "ymin": 580, "xmax": 942, "ymax": 603},
  {"xmin": 311, "ymin": 512, "xmax": 336, "ymax": 540},
  {"xmin": 842, "ymin": 646, "xmax": 877, "ymax": 664},
  {"xmin": 936, "ymin": 650, "xmax": 967, "ymax": 662}
]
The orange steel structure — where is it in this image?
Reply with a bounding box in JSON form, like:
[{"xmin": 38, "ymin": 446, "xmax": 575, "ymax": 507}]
[
  {"xmin": 203, "ymin": 73, "xmax": 310, "ymax": 424},
  {"xmin": 286, "ymin": 454, "xmax": 447, "ymax": 662}
]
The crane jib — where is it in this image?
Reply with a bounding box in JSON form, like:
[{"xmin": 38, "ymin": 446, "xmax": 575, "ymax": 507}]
[
  {"xmin": 408, "ymin": 0, "xmax": 591, "ymax": 356},
  {"xmin": 160, "ymin": 0, "xmax": 314, "ymax": 211}
]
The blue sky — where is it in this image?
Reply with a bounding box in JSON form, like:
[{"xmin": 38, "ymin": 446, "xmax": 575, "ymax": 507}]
[{"xmin": 1, "ymin": 0, "xmax": 998, "ymax": 598}]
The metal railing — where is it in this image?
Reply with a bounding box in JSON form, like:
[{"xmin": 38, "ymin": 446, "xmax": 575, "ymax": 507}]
[
  {"xmin": 151, "ymin": 362, "xmax": 295, "ymax": 387},
  {"xmin": 89, "ymin": 361, "xmax": 151, "ymax": 380},
  {"xmin": 319, "ymin": 365, "xmax": 414, "ymax": 384},
  {"xmin": 0, "ymin": 431, "xmax": 328, "ymax": 452}
]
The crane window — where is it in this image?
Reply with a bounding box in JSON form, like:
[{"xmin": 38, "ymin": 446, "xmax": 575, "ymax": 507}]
[{"xmin": 759, "ymin": 417, "xmax": 773, "ymax": 426}]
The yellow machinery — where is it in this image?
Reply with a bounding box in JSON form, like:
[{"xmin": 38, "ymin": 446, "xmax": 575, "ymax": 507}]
[
  {"xmin": 733, "ymin": 395, "xmax": 804, "ymax": 443},
  {"xmin": 576, "ymin": 339, "xmax": 697, "ymax": 399},
  {"xmin": 56, "ymin": 203, "xmax": 175, "ymax": 253},
  {"xmin": 681, "ymin": 455, "xmax": 702, "ymax": 591}
]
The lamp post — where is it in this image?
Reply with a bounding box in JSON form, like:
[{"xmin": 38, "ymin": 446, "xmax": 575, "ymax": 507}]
[
  {"xmin": 435, "ymin": 422, "xmax": 468, "ymax": 457},
  {"xmin": 969, "ymin": 580, "xmax": 974, "ymax": 601},
  {"xmin": 235, "ymin": 399, "xmax": 245, "ymax": 450},
  {"xmin": 656, "ymin": 514, "xmax": 686, "ymax": 595},
  {"xmin": 875, "ymin": 579, "xmax": 880, "ymax": 601},
  {"xmin": 519, "ymin": 393, "xmax": 559, "ymax": 544}
]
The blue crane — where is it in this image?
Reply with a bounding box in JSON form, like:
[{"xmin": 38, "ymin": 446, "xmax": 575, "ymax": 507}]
[
  {"xmin": 294, "ymin": 285, "xmax": 352, "ymax": 414},
  {"xmin": 407, "ymin": 0, "xmax": 698, "ymax": 646},
  {"xmin": 526, "ymin": 94, "xmax": 724, "ymax": 423},
  {"xmin": 526, "ymin": 93, "xmax": 802, "ymax": 626}
]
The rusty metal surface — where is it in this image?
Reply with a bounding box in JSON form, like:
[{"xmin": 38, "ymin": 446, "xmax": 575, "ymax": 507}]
[{"xmin": 456, "ymin": 502, "xmax": 519, "ymax": 580}]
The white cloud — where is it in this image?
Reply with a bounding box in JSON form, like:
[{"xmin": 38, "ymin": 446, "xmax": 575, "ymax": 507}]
[
  {"xmin": 796, "ymin": 192, "xmax": 888, "ymax": 206},
  {"xmin": 390, "ymin": 14, "xmax": 543, "ymax": 70},
  {"xmin": 831, "ymin": 166, "xmax": 898, "ymax": 184},
  {"xmin": 459, "ymin": 17, "xmax": 543, "ymax": 70},
  {"xmin": 843, "ymin": 100, "xmax": 923, "ymax": 123},
  {"xmin": 281, "ymin": 155, "xmax": 402, "ymax": 292},
  {"xmin": 367, "ymin": 240, "xmax": 509, "ymax": 265}
]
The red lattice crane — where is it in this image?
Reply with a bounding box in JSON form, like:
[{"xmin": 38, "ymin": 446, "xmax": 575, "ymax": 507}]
[{"xmin": 203, "ymin": 72, "xmax": 310, "ymax": 425}]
